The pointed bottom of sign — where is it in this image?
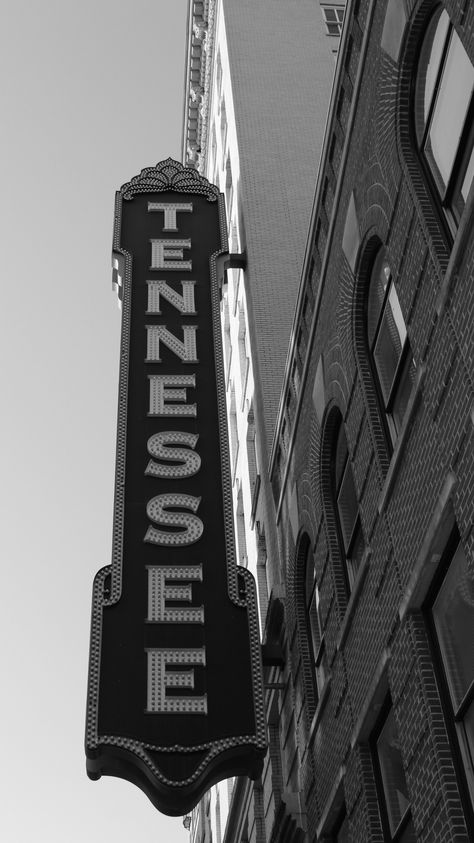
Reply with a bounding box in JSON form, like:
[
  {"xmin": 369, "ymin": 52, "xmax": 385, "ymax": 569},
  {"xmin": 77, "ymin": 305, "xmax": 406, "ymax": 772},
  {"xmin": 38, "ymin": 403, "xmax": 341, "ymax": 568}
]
[{"xmin": 86, "ymin": 742, "xmax": 265, "ymax": 816}]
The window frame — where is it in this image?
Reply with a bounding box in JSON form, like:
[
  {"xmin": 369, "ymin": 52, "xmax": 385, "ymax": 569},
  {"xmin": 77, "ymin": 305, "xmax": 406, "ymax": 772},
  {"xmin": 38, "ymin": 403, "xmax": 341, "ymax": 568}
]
[
  {"xmin": 321, "ymin": 4, "xmax": 345, "ymax": 37},
  {"xmin": 366, "ymin": 250, "xmax": 416, "ymax": 449},
  {"xmin": 415, "ymin": 7, "xmax": 474, "ymax": 234},
  {"xmin": 426, "ymin": 530, "xmax": 474, "ymax": 817},
  {"xmin": 303, "ymin": 538, "xmax": 328, "ymax": 698},
  {"xmin": 332, "ymin": 419, "xmax": 365, "ymax": 592},
  {"xmin": 370, "ymin": 698, "xmax": 415, "ymax": 842}
]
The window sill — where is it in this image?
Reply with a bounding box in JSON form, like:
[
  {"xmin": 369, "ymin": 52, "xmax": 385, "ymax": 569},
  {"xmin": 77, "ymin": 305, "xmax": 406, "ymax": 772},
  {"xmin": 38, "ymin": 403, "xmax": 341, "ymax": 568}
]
[
  {"xmin": 378, "ymin": 363, "xmax": 426, "ymax": 514},
  {"xmin": 308, "ymin": 675, "xmax": 332, "ymax": 746},
  {"xmin": 336, "ymin": 547, "xmax": 371, "ymax": 651}
]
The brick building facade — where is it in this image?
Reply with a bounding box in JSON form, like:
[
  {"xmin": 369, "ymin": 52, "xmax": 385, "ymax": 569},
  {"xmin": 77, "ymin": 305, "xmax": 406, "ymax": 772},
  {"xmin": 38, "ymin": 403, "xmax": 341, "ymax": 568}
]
[
  {"xmin": 184, "ymin": 0, "xmax": 474, "ymax": 840},
  {"xmin": 268, "ymin": 0, "xmax": 474, "ymax": 840}
]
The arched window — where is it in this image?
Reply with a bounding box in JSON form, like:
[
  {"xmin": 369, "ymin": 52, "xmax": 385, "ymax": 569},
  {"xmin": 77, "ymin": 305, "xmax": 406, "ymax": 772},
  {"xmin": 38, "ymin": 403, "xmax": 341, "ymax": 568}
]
[
  {"xmin": 303, "ymin": 538, "xmax": 327, "ymax": 696},
  {"xmin": 415, "ymin": 7, "xmax": 474, "ymax": 232},
  {"xmin": 332, "ymin": 419, "xmax": 365, "ymax": 592},
  {"xmin": 367, "ymin": 251, "xmax": 416, "ymax": 447}
]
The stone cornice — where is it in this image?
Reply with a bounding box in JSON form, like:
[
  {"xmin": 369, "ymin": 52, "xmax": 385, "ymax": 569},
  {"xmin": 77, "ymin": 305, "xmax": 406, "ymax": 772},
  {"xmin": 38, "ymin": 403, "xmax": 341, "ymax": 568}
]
[{"xmin": 181, "ymin": 0, "xmax": 218, "ymax": 173}]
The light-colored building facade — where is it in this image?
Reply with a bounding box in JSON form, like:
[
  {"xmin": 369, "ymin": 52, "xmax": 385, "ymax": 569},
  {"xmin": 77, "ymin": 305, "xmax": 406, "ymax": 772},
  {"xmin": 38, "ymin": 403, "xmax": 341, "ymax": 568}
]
[{"xmin": 181, "ymin": 0, "xmax": 337, "ymax": 840}]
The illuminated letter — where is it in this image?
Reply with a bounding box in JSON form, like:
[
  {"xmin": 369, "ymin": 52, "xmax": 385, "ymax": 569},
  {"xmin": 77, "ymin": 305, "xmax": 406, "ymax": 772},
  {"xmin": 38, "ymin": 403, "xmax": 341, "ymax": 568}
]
[
  {"xmin": 146, "ymin": 648, "xmax": 207, "ymax": 714},
  {"xmin": 146, "ymin": 325, "xmax": 198, "ymax": 363},
  {"xmin": 150, "ymin": 239, "xmax": 192, "ymax": 271},
  {"xmin": 145, "ymin": 431, "xmax": 201, "ymax": 479},
  {"xmin": 148, "ymin": 202, "xmax": 193, "ymax": 231},
  {"xmin": 145, "ymin": 493, "xmax": 203, "ymax": 546},
  {"xmin": 147, "ymin": 279, "xmax": 196, "ymax": 314},
  {"xmin": 147, "ymin": 565, "xmax": 204, "ymax": 623},
  {"xmin": 148, "ymin": 374, "xmax": 197, "ymax": 417}
]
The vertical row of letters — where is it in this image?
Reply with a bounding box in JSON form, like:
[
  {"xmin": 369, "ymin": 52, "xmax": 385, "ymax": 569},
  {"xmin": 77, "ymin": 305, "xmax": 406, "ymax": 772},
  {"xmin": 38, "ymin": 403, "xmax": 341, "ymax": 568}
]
[{"xmin": 144, "ymin": 202, "xmax": 207, "ymax": 715}]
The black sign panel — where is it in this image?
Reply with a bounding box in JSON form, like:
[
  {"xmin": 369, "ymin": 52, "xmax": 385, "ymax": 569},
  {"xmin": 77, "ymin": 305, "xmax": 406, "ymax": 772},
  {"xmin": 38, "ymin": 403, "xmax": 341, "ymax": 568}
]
[{"xmin": 85, "ymin": 160, "xmax": 266, "ymax": 816}]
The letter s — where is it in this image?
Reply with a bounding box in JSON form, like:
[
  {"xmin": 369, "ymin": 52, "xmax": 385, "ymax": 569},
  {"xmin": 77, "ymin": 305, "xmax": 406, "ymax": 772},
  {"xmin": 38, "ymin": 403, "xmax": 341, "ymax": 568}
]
[
  {"xmin": 144, "ymin": 494, "xmax": 203, "ymax": 546},
  {"xmin": 145, "ymin": 431, "xmax": 201, "ymax": 479}
]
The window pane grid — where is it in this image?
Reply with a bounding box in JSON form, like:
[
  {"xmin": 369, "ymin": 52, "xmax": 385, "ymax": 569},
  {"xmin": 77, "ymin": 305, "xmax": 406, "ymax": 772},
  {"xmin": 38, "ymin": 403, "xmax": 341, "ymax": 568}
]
[{"xmin": 322, "ymin": 6, "xmax": 344, "ymax": 35}]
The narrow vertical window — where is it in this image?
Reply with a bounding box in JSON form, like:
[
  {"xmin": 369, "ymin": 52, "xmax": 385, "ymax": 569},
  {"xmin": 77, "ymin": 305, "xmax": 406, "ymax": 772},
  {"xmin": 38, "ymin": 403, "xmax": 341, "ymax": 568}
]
[
  {"xmin": 371, "ymin": 702, "xmax": 416, "ymax": 841},
  {"xmin": 304, "ymin": 540, "xmax": 327, "ymax": 696},
  {"xmin": 367, "ymin": 251, "xmax": 416, "ymax": 446},
  {"xmin": 333, "ymin": 420, "xmax": 364, "ymax": 591}
]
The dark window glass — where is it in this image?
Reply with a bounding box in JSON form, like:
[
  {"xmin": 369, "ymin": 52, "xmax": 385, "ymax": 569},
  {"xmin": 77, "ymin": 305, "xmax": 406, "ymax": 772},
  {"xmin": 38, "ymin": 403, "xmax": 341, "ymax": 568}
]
[
  {"xmin": 372, "ymin": 704, "xmax": 416, "ymax": 841},
  {"xmin": 333, "ymin": 422, "xmax": 364, "ymax": 589},
  {"xmin": 322, "ymin": 5, "xmax": 344, "ymax": 36},
  {"xmin": 416, "ymin": 9, "xmax": 474, "ymax": 230},
  {"xmin": 367, "ymin": 251, "xmax": 416, "ymax": 445},
  {"xmin": 337, "ymin": 458, "xmax": 359, "ymax": 552},
  {"xmin": 333, "ymin": 807, "xmax": 349, "ymax": 842},
  {"xmin": 376, "ymin": 709, "xmax": 410, "ymax": 834},
  {"xmin": 305, "ymin": 542, "xmax": 327, "ymax": 696},
  {"xmin": 431, "ymin": 539, "xmax": 474, "ymax": 805}
]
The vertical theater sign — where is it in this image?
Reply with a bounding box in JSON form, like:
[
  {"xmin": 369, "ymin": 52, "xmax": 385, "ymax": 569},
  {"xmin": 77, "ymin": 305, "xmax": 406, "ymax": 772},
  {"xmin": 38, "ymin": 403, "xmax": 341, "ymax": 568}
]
[{"xmin": 85, "ymin": 159, "xmax": 266, "ymax": 816}]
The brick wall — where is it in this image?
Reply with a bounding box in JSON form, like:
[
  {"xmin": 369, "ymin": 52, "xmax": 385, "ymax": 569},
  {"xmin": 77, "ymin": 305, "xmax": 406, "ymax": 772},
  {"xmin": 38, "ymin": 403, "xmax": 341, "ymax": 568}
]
[{"xmin": 268, "ymin": 0, "xmax": 474, "ymax": 840}]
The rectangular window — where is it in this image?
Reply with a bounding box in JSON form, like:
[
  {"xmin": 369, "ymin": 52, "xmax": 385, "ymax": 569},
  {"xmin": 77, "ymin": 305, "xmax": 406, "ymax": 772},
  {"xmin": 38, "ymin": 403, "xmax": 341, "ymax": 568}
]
[
  {"xmin": 337, "ymin": 459, "xmax": 359, "ymax": 552},
  {"xmin": 305, "ymin": 543, "xmax": 328, "ymax": 697},
  {"xmin": 430, "ymin": 537, "xmax": 474, "ymax": 808},
  {"xmin": 334, "ymin": 422, "xmax": 364, "ymax": 589},
  {"xmin": 308, "ymin": 585, "xmax": 327, "ymax": 694},
  {"xmin": 322, "ymin": 5, "xmax": 345, "ymax": 36},
  {"xmin": 427, "ymin": 29, "xmax": 474, "ymax": 193},
  {"xmin": 368, "ymin": 254, "xmax": 416, "ymax": 445},
  {"xmin": 371, "ymin": 702, "xmax": 416, "ymax": 841},
  {"xmin": 417, "ymin": 10, "xmax": 474, "ymax": 230}
]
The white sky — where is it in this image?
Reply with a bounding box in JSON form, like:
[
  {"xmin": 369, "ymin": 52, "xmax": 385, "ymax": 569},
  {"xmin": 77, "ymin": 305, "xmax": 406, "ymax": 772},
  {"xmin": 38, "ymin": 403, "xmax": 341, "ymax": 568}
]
[{"xmin": 0, "ymin": 1, "xmax": 191, "ymax": 839}]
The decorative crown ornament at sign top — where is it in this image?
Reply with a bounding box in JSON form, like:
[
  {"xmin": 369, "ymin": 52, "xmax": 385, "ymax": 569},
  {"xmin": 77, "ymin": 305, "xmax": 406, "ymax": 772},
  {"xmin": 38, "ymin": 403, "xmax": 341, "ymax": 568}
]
[
  {"xmin": 120, "ymin": 158, "xmax": 219, "ymax": 202},
  {"xmin": 85, "ymin": 161, "xmax": 265, "ymax": 817}
]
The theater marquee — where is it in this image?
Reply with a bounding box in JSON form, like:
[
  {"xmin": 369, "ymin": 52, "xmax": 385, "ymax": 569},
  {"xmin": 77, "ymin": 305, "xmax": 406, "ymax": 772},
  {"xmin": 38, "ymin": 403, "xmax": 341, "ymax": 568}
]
[{"xmin": 85, "ymin": 159, "xmax": 266, "ymax": 816}]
